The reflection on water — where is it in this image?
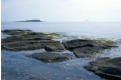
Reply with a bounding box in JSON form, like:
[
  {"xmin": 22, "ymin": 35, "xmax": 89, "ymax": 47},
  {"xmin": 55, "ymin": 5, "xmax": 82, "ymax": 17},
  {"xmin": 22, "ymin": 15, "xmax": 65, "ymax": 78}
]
[
  {"xmin": 2, "ymin": 50, "xmax": 105, "ymax": 80},
  {"xmin": 2, "ymin": 22, "xmax": 121, "ymax": 80}
]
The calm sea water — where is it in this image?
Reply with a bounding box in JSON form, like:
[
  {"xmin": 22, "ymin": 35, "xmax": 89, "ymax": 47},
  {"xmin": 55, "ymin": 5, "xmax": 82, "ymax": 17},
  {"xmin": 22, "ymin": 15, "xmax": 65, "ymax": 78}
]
[
  {"xmin": 2, "ymin": 22, "xmax": 121, "ymax": 80},
  {"xmin": 2, "ymin": 22, "xmax": 121, "ymax": 38}
]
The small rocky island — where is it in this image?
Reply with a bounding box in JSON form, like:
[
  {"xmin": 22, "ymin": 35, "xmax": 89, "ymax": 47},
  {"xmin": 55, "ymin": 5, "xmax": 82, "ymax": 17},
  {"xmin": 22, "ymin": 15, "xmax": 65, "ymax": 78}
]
[
  {"xmin": 17, "ymin": 19, "xmax": 42, "ymax": 22},
  {"xmin": 2, "ymin": 29, "xmax": 121, "ymax": 79}
]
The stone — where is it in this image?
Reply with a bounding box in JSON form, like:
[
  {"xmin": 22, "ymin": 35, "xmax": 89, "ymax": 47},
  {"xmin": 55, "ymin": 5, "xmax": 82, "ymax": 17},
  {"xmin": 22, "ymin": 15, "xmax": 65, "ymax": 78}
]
[
  {"xmin": 2, "ymin": 40, "xmax": 65, "ymax": 51},
  {"xmin": 63, "ymin": 39, "xmax": 117, "ymax": 58},
  {"xmin": 29, "ymin": 53, "xmax": 70, "ymax": 62},
  {"xmin": 2, "ymin": 29, "xmax": 65, "ymax": 51},
  {"xmin": 72, "ymin": 47, "xmax": 101, "ymax": 58},
  {"xmin": 84, "ymin": 57, "xmax": 121, "ymax": 80},
  {"xmin": 44, "ymin": 44, "xmax": 65, "ymax": 52},
  {"xmin": 2, "ymin": 29, "xmax": 32, "ymax": 35},
  {"xmin": 63, "ymin": 39, "xmax": 97, "ymax": 50},
  {"xmin": 63, "ymin": 39, "xmax": 117, "ymax": 50}
]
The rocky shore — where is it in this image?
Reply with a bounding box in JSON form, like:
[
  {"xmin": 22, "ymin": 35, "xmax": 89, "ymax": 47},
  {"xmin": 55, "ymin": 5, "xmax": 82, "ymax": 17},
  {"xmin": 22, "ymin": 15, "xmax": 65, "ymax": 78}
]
[
  {"xmin": 84, "ymin": 57, "xmax": 121, "ymax": 80},
  {"xmin": 2, "ymin": 29, "xmax": 121, "ymax": 80}
]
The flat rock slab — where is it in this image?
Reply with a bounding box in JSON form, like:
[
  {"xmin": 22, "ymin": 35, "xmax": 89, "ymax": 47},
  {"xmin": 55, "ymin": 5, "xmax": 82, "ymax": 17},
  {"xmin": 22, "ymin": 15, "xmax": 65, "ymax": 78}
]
[
  {"xmin": 63, "ymin": 39, "xmax": 97, "ymax": 50},
  {"xmin": 2, "ymin": 29, "xmax": 32, "ymax": 35},
  {"xmin": 84, "ymin": 57, "xmax": 121, "ymax": 80},
  {"xmin": 2, "ymin": 39, "xmax": 65, "ymax": 51},
  {"xmin": 63, "ymin": 39, "xmax": 117, "ymax": 50},
  {"xmin": 63, "ymin": 39, "xmax": 117, "ymax": 58},
  {"xmin": 2, "ymin": 29, "xmax": 65, "ymax": 51},
  {"xmin": 72, "ymin": 47, "xmax": 101, "ymax": 58},
  {"xmin": 2, "ymin": 29, "xmax": 61, "ymax": 39},
  {"xmin": 29, "ymin": 53, "xmax": 70, "ymax": 63},
  {"xmin": 2, "ymin": 29, "xmax": 118, "ymax": 58}
]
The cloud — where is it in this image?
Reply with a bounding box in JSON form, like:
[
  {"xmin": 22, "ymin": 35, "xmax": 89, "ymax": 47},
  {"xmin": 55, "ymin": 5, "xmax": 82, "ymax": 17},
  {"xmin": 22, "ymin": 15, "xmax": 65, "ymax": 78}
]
[{"xmin": 2, "ymin": 0, "xmax": 121, "ymax": 22}]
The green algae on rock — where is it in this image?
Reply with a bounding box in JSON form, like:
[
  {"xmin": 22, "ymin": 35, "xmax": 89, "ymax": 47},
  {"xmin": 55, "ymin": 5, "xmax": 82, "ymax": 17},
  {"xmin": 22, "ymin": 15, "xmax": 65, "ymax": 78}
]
[
  {"xmin": 43, "ymin": 32, "xmax": 67, "ymax": 39},
  {"xmin": 79, "ymin": 38, "xmax": 119, "ymax": 43},
  {"xmin": 63, "ymin": 39, "xmax": 117, "ymax": 58},
  {"xmin": 2, "ymin": 29, "xmax": 118, "ymax": 58},
  {"xmin": 2, "ymin": 29, "xmax": 32, "ymax": 35},
  {"xmin": 2, "ymin": 40, "xmax": 65, "ymax": 51},
  {"xmin": 2, "ymin": 29, "xmax": 65, "ymax": 51},
  {"xmin": 2, "ymin": 29, "xmax": 63, "ymax": 38}
]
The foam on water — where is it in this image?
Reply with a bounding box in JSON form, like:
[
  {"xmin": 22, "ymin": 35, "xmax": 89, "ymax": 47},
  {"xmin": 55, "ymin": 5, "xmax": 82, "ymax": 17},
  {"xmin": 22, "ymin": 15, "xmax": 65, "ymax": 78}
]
[{"xmin": 100, "ymin": 42, "xmax": 121, "ymax": 58}]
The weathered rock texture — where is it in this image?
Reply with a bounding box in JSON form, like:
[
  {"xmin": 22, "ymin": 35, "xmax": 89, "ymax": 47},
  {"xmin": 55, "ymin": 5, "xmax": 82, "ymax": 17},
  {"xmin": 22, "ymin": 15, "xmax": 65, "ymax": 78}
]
[
  {"xmin": 2, "ymin": 29, "xmax": 64, "ymax": 51},
  {"xmin": 2, "ymin": 29, "xmax": 118, "ymax": 58},
  {"xmin": 63, "ymin": 39, "xmax": 117, "ymax": 58},
  {"xmin": 85, "ymin": 57, "xmax": 121, "ymax": 80},
  {"xmin": 29, "ymin": 53, "xmax": 70, "ymax": 62}
]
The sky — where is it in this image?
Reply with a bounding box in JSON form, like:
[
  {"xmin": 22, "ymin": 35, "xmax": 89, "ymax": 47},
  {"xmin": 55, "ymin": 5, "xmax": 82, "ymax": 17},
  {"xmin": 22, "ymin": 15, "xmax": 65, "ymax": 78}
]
[{"xmin": 2, "ymin": 0, "xmax": 121, "ymax": 22}]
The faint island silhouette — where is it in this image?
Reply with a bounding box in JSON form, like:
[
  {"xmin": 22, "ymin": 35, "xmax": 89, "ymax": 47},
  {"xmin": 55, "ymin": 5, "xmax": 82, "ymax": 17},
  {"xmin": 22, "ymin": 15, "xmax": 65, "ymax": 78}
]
[{"xmin": 17, "ymin": 19, "xmax": 43, "ymax": 22}]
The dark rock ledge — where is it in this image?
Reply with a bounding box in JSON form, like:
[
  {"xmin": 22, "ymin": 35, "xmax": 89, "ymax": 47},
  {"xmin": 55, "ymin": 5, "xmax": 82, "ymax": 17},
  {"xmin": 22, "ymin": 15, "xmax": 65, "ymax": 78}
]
[
  {"xmin": 1, "ymin": 29, "xmax": 118, "ymax": 63},
  {"xmin": 63, "ymin": 39, "xmax": 117, "ymax": 58},
  {"xmin": 84, "ymin": 57, "xmax": 121, "ymax": 80},
  {"xmin": 2, "ymin": 29, "xmax": 64, "ymax": 51},
  {"xmin": 29, "ymin": 52, "xmax": 71, "ymax": 63}
]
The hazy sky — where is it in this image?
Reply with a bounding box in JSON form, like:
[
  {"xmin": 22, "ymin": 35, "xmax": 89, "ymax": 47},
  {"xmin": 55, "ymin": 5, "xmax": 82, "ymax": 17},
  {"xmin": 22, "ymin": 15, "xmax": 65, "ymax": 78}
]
[{"xmin": 2, "ymin": 0, "xmax": 121, "ymax": 22}]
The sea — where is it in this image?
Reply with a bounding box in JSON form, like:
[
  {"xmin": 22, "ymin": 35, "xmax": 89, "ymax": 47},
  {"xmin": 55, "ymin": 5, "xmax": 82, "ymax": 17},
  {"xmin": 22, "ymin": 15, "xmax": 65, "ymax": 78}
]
[{"xmin": 2, "ymin": 22, "xmax": 121, "ymax": 80}]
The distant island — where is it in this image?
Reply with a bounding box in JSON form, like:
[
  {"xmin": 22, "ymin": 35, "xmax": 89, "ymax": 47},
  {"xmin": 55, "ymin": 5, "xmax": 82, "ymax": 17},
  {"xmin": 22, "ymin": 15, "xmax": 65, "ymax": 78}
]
[{"xmin": 17, "ymin": 19, "xmax": 43, "ymax": 22}]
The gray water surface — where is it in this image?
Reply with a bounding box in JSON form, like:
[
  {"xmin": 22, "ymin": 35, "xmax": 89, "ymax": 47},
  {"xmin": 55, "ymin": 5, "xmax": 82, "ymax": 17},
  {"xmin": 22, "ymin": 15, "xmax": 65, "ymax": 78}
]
[{"xmin": 2, "ymin": 22, "xmax": 121, "ymax": 38}]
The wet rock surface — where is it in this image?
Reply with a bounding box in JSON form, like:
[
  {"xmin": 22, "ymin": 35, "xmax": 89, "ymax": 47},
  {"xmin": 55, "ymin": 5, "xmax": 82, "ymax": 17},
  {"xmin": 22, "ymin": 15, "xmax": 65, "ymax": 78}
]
[
  {"xmin": 84, "ymin": 57, "xmax": 121, "ymax": 80},
  {"xmin": 2, "ymin": 30, "xmax": 118, "ymax": 59},
  {"xmin": 63, "ymin": 39, "xmax": 97, "ymax": 50},
  {"xmin": 63, "ymin": 39, "xmax": 117, "ymax": 50},
  {"xmin": 63, "ymin": 39, "xmax": 117, "ymax": 58},
  {"xmin": 2, "ymin": 30, "xmax": 65, "ymax": 51},
  {"xmin": 72, "ymin": 47, "xmax": 100, "ymax": 58},
  {"xmin": 2, "ymin": 40, "xmax": 65, "ymax": 51},
  {"xmin": 2, "ymin": 29, "xmax": 32, "ymax": 36},
  {"xmin": 29, "ymin": 53, "xmax": 70, "ymax": 63}
]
